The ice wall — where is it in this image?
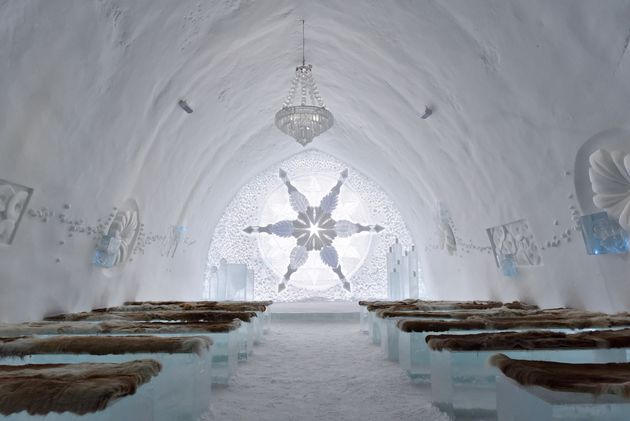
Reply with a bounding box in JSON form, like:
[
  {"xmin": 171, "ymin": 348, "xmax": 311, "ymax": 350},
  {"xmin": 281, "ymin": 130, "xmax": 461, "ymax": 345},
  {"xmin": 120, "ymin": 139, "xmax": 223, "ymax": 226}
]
[{"xmin": 1, "ymin": 0, "xmax": 630, "ymax": 321}]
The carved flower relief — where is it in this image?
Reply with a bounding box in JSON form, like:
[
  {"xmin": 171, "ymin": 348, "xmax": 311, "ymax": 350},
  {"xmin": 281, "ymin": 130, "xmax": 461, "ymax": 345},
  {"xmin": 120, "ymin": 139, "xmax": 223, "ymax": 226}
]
[
  {"xmin": 589, "ymin": 149, "xmax": 630, "ymax": 231},
  {"xmin": 0, "ymin": 184, "xmax": 29, "ymax": 244}
]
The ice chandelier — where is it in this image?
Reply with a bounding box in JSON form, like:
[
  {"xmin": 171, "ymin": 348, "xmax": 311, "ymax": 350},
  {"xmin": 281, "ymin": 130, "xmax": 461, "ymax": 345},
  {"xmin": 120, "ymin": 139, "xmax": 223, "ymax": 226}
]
[
  {"xmin": 244, "ymin": 168, "xmax": 384, "ymax": 292},
  {"xmin": 275, "ymin": 20, "xmax": 334, "ymax": 146}
]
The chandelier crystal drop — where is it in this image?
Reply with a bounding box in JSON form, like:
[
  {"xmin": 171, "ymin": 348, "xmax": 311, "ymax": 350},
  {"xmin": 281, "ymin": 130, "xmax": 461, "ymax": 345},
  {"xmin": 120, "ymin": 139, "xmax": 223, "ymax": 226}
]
[{"xmin": 275, "ymin": 20, "xmax": 334, "ymax": 147}]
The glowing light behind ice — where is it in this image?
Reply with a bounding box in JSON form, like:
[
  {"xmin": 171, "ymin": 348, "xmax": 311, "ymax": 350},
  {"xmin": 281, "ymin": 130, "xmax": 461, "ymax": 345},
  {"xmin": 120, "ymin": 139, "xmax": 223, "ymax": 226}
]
[{"xmin": 206, "ymin": 150, "xmax": 415, "ymax": 301}]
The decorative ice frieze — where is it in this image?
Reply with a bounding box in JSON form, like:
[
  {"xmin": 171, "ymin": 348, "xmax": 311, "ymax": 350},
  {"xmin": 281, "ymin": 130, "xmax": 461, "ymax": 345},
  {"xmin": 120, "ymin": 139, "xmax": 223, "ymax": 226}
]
[
  {"xmin": 579, "ymin": 211, "xmax": 629, "ymax": 255},
  {"xmin": 486, "ymin": 219, "xmax": 542, "ymax": 268},
  {"xmin": 588, "ymin": 149, "xmax": 630, "ymax": 231},
  {"xmin": 93, "ymin": 200, "xmax": 140, "ymax": 268},
  {"xmin": 0, "ymin": 179, "xmax": 33, "ymax": 245}
]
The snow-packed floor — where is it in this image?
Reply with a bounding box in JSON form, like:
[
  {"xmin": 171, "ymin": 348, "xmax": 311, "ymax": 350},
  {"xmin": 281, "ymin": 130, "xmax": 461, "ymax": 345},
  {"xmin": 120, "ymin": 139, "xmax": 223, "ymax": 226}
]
[{"xmin": 206, "ymin": 319, "xmax": 449, "ymax": 421}]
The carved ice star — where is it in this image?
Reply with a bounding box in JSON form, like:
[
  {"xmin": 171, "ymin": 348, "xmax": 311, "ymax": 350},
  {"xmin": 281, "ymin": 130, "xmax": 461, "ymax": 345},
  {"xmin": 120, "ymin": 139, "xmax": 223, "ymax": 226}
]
[{"xmin": 244, "ymin": 169, "xmax": 384, "ymax": 292}]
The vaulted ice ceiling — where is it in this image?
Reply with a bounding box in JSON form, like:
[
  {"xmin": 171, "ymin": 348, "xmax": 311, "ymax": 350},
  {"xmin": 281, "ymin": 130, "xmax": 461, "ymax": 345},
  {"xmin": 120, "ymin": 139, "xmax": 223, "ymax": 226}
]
[{"xmin": 1, "ymin": 0, "xmax": 630, "ymax": 321}]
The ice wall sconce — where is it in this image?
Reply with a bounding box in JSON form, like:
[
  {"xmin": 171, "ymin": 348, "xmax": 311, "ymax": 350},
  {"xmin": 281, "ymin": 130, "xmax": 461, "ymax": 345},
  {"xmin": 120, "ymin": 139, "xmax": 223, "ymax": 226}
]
[{"xmin": 580, "ymin": 211, "xmax": 629, "ymax": 255}]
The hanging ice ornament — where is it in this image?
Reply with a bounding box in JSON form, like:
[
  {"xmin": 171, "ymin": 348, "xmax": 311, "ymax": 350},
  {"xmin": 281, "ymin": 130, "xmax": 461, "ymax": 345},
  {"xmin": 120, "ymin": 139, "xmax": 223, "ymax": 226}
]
[{"xmin": 244, "ymin": 169, "xmax": 384, "ymax": 292}]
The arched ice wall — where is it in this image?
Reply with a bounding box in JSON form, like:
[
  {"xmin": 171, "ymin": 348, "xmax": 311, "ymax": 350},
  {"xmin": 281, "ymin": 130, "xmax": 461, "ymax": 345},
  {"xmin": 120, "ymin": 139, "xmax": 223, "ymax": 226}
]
[{"xmin": 1, "ymin": 1, "xmax": 630, "ymax": 321}]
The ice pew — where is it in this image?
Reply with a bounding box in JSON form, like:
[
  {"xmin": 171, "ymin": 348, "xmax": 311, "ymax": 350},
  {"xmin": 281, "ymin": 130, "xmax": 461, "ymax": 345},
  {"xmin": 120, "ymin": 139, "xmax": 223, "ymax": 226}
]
[
  {"xmin": 427, "ymin": 328, "xmax": 630, "ymax": 416},
  {"xmin": 103, "ymin": 300, "xmax": 273, "ymax": 341},
  {"xmin": 0, "ymin": 320, "xmax": 240, "ymax": 385},
  {"xmin": 396, "ymin": 314, "xmax": 630, "ymax": 384},
  {"xmin": 362, "ymin": 300, "xmax": 535, "ymax": 345},
  {"xmin": 44, "ymin": 309, "xmax": 257, "ymax": 362},
  {"xmin": 0, "ymin": 335, "xmax": 212, "ymax": 420},
  {"xmin": 491, "ymin": 354, "xmax": 630, "ymax": 421},
  {"xmin": 0, "ymin": 359, "xmax": 161, "ymax": 421},
  {"xmin": 373, "ymin": 302, "xmax": 546, "ymax": 360}
]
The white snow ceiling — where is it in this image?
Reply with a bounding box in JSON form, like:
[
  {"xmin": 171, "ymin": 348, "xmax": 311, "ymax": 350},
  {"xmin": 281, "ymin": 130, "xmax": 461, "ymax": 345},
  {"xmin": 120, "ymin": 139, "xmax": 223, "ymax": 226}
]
[{"xmin": 1, "ymin": 0, "xmax": 630, "ymax": 322}]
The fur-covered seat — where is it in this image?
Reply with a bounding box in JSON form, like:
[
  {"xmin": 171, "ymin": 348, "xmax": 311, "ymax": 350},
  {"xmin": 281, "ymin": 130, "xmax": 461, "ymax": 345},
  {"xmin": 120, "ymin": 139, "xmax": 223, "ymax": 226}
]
[
  {"xmin": 0, "ymin": 359, "xmax": 161, "ymax": 418},
  {"xmin": 491, "ymin": 354, "xmax": 630, "ymax": 421}
]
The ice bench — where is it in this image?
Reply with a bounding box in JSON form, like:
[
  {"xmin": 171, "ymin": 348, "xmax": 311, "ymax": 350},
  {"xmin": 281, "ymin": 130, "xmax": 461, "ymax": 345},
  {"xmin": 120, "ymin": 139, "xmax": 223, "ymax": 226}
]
[
  {"xmin": 427, "ymin": 328, "xmax": 630, "ymax": 416},
  {"xmin": 396, "ymin": 314, "xmax": 630, "ymax": 384},
  {"xmin": 0, "ymin": 320, "xmax": 239, "ymax": 385},
  {"xmin": 492, "ymin": 353, "xmax": 630, "ymax": 421},
  {"xmin": 0, "ymin": 359, "xmax": 161, "ymax": 420}
]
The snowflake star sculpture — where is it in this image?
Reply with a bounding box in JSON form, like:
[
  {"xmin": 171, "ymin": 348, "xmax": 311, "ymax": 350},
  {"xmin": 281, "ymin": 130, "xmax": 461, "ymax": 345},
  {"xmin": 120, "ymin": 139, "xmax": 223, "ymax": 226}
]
[{"xmin": 244, "ymin": 169, "xmax": 384, "ymax": 292}]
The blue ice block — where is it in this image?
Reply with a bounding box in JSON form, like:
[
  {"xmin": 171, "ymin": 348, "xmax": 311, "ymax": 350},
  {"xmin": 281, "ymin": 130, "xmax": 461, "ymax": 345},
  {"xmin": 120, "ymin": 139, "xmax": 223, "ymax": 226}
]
[
  {"xmin": 496, "ymin": 373, "xmax": 630, "ymax": 421},
  {"xmin": 580, "ymin": 212, "xmax": 629, "ymax": 255},
  {"xmin": 499, "ymin": 253, "xmax": 518, "ymax": 277}
]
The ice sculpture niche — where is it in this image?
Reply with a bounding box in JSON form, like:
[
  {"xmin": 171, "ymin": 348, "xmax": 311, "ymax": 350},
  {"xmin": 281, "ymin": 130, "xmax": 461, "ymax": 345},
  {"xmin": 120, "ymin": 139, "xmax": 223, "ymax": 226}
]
[
  {"xmin": 0, "ymin": 179, "xmax": 33, "ymax": 245},
  {"xmin": 486, "ymin": 219, "xmax": 542, "ymax": 268},
  {"xmin": 206, "ymin": 150, "xmax": 415, "ymax": 302},
  {"xmin": 580, "ymin": 212, "xmax": 629, "ymax": 255},
  {"xmin": 93, "ymin": 200, "xmax": 140, "ymax": 269}
]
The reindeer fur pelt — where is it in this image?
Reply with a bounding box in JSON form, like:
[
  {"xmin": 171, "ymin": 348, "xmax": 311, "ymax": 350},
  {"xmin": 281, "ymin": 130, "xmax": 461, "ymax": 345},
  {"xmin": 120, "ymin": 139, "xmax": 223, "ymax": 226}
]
[
  {"xmin": 0, "ymin": 319, "xmax": 241, "ymax": 337},
  {"xmin": 396, "ymin": 314, "xmax": 630, "ymax": 333},
  {"xmin": 362, "ymin": 300, "xmax": 536, "ymax": 313},
  {"xmin": 489, "ymin": 353, "xmax": 630, "ymax": 397},
  {"xmin": 0, "ymin": 335, "xmax": 211, "ymax": 358},
  {"xmin": 95, "ymin": 302, "xmax": 268, "ymax": 313},
  {"xmin": 426, "ymin": 328, "xmax": 630, "ymax": 351},
  {"xmin": 378, "ymin": 308, "xmax": 597, "ymax": 320},
  {"xmin": 122, "ymin": 300, "xmax": 272, "ymax": 311},
  {"xmin": 0, "ymin": 359, "xmax": 161, "ymax": 415},
  {"xmin": 44, "ymin": 310, "xmax": 255, "ymax": 323}
]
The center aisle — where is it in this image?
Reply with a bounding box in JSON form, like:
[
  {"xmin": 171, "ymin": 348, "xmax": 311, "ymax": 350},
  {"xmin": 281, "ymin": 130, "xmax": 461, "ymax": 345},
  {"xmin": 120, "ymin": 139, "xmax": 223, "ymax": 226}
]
[{"xmin": 207, "ymin": 319, "xmax": 448, "ymax": 421}]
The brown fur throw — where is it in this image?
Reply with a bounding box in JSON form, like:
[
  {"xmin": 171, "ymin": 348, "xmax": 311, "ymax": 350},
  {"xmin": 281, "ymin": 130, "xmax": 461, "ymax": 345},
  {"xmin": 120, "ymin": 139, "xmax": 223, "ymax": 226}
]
[
  {"xmin": 489, "ymin": 353, "xmax": 630, "ymax": 397},
  {"xmin": 0, "ymin": 320, "xmax": 241, "ymax": 337},
  {"xmin": 378, "ymin": 308, "xmax": 595, "ymax": 320},
  {"xmin": 96, "ymin": 302, "xmax": 269, "ymax": 313},
  {"xmin": 0, "ymin": 359, "xmax": 161, "ymax": 415},
  {"xmin": 363, "ymin": 300, "xmax": 536, "ymax": 313},
  {"xmin": 122, "ymin": 300, "xmax": 272, "ymax": 310},
  {"xmin": 426, "ymin": 328, "xmax": 630, "ymax": 351},
  {"xmin": 0, "ymin": 335, "xmax": 211, "ymax": 358},
  {"xmin": 44, "ymin": 310, "xmax": 256, "ymax": 323},
  {"xmin": 396, "ymin": 315, "xmax": 630, "ymax": 333}
]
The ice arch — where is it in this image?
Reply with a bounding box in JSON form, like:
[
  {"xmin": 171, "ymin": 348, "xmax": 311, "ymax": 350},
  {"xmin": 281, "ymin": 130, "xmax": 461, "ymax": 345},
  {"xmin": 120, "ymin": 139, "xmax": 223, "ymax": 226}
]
[{"xmin": 205, "ymin": 150, "xmax": 416, "ymax": 301}]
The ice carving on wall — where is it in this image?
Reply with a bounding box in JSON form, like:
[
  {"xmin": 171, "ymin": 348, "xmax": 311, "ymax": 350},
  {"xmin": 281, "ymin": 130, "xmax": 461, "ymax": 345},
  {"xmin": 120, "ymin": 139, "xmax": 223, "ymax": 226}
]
[
  {"xmin": 486, "ymin": 219, "xmax": 542, "ymax": 267},
  {"xmin": 588, "ymin": 149, "xmax": 630, "ymax": 231},
  {"xmin": 244, "ymin": 169, "xmax": 384, "ymax": 292},
  {"xmin": 439, "ymin": 220, "xmax": 457, "ymax": 255},
  {"xmin": 0, "ymin": 180, "xmax": 33, "ymax": 245},
  {"xmin": 93, "ymin": 200, "xmax": 140, "ymax": 268}
]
